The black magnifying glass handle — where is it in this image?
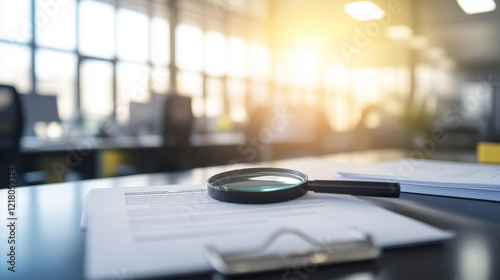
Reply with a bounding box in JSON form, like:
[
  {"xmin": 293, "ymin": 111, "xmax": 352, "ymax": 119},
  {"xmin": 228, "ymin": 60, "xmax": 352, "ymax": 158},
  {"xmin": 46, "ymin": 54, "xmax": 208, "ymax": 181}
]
[{"xmin": 306, "ymin": 180, "xmax": 400, "ymax": 198}]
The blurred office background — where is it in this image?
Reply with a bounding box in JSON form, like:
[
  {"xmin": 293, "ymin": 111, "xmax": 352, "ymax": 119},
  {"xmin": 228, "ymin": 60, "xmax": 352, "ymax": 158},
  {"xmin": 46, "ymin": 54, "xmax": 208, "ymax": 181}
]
[{"xmin": 0, "ymin": 0, "xmax": 499, "ymax": 184}]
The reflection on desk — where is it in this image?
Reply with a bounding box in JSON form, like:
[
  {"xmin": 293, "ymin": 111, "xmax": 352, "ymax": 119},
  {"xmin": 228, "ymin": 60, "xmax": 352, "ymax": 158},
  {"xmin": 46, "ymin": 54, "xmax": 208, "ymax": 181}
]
[{"xmin": 0, "ymin": 150, "xmax": 499, "ymax": 280}]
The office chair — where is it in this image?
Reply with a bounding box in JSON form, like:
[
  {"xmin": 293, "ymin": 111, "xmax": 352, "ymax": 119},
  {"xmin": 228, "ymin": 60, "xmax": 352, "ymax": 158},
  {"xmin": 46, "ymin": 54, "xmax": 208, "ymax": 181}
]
[
  {"xmin": 0, "ymin": 85, "xmax": 24, "ymax": 187},
  {"xmin": 19, "ymin": 93, "xmax": 60, "ymax": 136},
  {"xmin": 162, "ymin": 94, "xmax": 194, "ymax": 145},
  {"xmin": 156, "ymin": 94, "xmax": 194, "ymax": 171},
  {"xmin": 113, "ymin": 94, "xmax": 194, "ymax": 176},
  {"xmin": 112, "ymin": 94, "xmax": 167, "ymax": 176}
]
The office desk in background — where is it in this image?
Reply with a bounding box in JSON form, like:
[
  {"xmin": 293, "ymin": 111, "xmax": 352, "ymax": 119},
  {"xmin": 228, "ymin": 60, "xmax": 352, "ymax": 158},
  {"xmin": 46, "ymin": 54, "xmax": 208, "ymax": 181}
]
[
  {"xmin": 19, "ymin": 132, "xmax": 318, "ymax": 182},
  {"xmin": 20, "ymin": 135, "xmax": 164, "ymax": 181},
  {"xmin": 20, "ymin": 133, "xmax": 248, "ymax": 181},
  {"xmin": 1, "ymin": 149, "xmax": 499, "ymax": 280}
]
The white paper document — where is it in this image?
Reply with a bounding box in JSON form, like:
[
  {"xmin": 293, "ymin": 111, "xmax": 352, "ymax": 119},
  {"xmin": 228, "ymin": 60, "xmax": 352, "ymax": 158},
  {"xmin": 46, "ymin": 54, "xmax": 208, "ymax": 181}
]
[
  {"xmin": 84, "ymin": 184, "xmax": 452, "ymax": 280},
  {"xmin": 336, "ymin": 159, "xmax": 500, "ymax": 201}
]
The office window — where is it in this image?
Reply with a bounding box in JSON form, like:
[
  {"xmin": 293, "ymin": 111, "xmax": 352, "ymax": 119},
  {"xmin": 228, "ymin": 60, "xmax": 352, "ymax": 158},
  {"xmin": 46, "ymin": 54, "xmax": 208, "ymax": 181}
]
[
  {"xmin": 351, "ymin": 69, "xmax": 371, "ymax": 127},
  {"xmin": 415, "ymin": 64, "xmax": 453, "ymax": 115},
  {"xmin": 227, "ymin": 79, "xmax": 247, "ymax": 123},
  {"xmin": 205, "ymin": 31, "xmax": 226, "ymax": 76},
  {"xmin": 176, "ymin": 24, "xmax": 203, "ymax": 71},
  {"xmin": 116, "ymin": 62, "xmax": 150, "ymax": 123},
  {"xmin": 0, "ymin": 42, "xmax": 31, "ymax": 93},
  {"xmin": 80, "ymin": 60, "xmax": 114, "ymax": 119},
  {"xmin": 396, "ymin": 66, "xmax": 411, "ymax": 96},
  {"xmin": 76, "ymin": 1, "xmax": 171, "ymax": 128},
  {"xmin": 206, "ymin": 77, "xmax": 224, "ymax": 118},
  {"xmin": 151, "ymin": 17, "xmax": 170, "ymax": 66},
  {"xmin": 79, "ymin": 0, "xmax": 115, "ymax": 59},
  {"xmin": 150, "ymin": 16, "xmax": 170, "ymax": 94},
  {"xmin": 1, "ymin": 0, "xmax": 277, "ymax": 138},
  {"xmin": 290, "ymin": 49, "xmax": 321, "ymax": 89},
  {"xmin": 35, "ymin": 49, "xmax": 77, "ymax": 120},
  {"xmin": 35, "ymin": 0, "xmax": 76, "ymax": 50},
  {"xmin": 322, "ymin": 65, "xmax": 414, "ymax": 131},
  {"xmin": 250, "ymin": 43, "xmax": 271, "ymax": 81},
  {"xmin": 379, "ymin": 67, "xmax": 398, "ymax": 97},
  {"xmin": 0, "ymin": 0, "xmax": 32, "ymax": 42},
  {"xmin": 151, "ymin": 66, "xmax": 169, "ymax": 93},
  {"xmin": 353, "ymin": 68, "xmax": 379, "ymax": 105},
  {"xmin": 173, "ymin": 17, "xmax": 271, "ymax": 134},
  {"xmin": 323, "ymin": 64, "xmax": 351, "ymax": 131},
  {"xmin": 177, "ymin": 72, "xmax": 203, "ymax": 117},
  {"xmin": 324, "ymin": 64, "xmax": 348, "ymax": 93},
  {"xmin": 328, "ymin": 96, "xmax": 351, "ymax": 131},
  {"xmin": 227, "ymin": 36, "xmax": 248, "ymax": 78},
  {"xmin": 117, "ymin": 8, "xmax": 149, "ymax": 62},
  {"xmin": 206, "ymin": 77, "xmax": 224, "ymax": 132},
  {"xmin": 414, "ymin": 64, "xmax": 434, "ymax": 106}
]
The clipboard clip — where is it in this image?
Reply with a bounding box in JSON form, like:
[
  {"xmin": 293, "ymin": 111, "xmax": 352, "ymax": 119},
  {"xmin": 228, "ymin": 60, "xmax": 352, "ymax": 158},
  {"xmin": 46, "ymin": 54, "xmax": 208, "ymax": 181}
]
[{"xmin": 204, "ymin": 228, "xmax": 380, "ymax": 275}]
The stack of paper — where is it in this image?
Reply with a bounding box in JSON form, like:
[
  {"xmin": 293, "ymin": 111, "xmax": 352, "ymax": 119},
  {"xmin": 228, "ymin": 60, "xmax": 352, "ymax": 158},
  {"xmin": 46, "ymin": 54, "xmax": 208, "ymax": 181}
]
[
  {"xmin": 82, "ymin": 184, "xmax": 452, "ymax": 279},
  {"xmin": 336, "ymin": 159, "xmax": 500, "ymax": 202}
]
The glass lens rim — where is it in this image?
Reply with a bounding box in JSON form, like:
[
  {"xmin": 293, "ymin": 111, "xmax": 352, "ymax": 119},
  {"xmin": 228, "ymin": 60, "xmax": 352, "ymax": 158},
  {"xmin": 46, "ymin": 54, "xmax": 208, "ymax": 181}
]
[{"xmin": 207, "ymin": 167, "xmax": 308, "ymax": 192}]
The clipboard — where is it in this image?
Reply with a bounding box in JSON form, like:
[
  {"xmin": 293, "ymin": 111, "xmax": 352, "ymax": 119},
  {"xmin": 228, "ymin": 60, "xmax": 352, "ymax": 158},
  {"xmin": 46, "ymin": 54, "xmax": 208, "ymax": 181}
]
[{"xmin": 204, "ymin": 227, "xmax": 380, "ymax": 276}]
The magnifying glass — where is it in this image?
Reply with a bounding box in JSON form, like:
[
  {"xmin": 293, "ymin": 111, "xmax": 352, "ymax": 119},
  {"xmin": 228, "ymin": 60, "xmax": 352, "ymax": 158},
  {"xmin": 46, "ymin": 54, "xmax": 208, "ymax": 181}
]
[{"xmin": 207, "ymin": 168, "xmax": 400, "ymax": 204}]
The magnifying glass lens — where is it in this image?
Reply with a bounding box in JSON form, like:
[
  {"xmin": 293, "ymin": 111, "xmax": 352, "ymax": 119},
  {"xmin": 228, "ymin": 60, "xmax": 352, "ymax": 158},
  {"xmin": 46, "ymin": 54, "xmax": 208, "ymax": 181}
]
[
  {"xmin": 207, "ymin": 168, "xmax": 310, "ymax": 204},
  {"xmin": 210, "ymin": 170, "xmax": 304, "ymax": 192},
  {"xmin": 207, "ymin": 168, "xmax": 399, "ymax": 204}
]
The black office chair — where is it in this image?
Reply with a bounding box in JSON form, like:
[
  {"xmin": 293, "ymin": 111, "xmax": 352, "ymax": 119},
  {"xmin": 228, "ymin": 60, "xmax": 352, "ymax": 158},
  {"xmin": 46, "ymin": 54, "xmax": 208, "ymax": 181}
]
[
  {"xmin": 156, "ymin": 94, "xmax": 194, "ymax": 171},
  {"xmin": 162, "ymin": 94, "xmax": 194, "ymax": 145},
  {"xmin": 0, "ymin": 85, "xmax": 24, "ymax": 187},
  {"xmin": 113, "ymin": 94, "xmax": 194, "ymax": 176},
  {"xmin": 112, "ymin": 94, "xmax": 167, "ymax": 176}
]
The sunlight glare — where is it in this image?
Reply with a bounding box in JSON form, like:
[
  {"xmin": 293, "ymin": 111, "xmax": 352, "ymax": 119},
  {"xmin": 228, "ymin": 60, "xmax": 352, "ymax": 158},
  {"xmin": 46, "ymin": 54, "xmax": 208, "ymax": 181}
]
[
  {"xmin": 151, "ymin": 17, "xmax": 170, "ymax": 65},
  {"xmin": 205, "ymin": 31, "xmax": 226, "ymax": 76},
  {"xmin": 458, "ymin": 0, "xmax": 496, "ymax": 14},
  {"xmin": 117, "ymin": 8, "xmax": 149, "ymax": 62},
  {"xmin": 290, "ymin": 47, "xmax": 321, "ymax": 88},
  {"xmin": 176, "ymin": 24, "xmax": 203, "ymax": 71},
  {"xmin": 250, "ymin": 43, "xmax": 272, "ymax": 81},
  {"xmin": 79, "ymin": 0, "xmax": 115, "ymax": 58},
  {"xmin": 344, "ymin": 1, "xmax": 385, "ymax": 21},
  {"xmin": 227, "ymin": 36, "xmax": 248, "ymax": 78}
]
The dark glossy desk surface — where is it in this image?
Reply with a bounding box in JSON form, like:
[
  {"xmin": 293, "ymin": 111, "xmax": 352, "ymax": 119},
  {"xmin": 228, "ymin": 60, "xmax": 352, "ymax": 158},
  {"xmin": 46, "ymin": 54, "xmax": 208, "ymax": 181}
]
[{"xmin": 1, "ymin": 149, "xmax": 499, "ymax": 280}]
